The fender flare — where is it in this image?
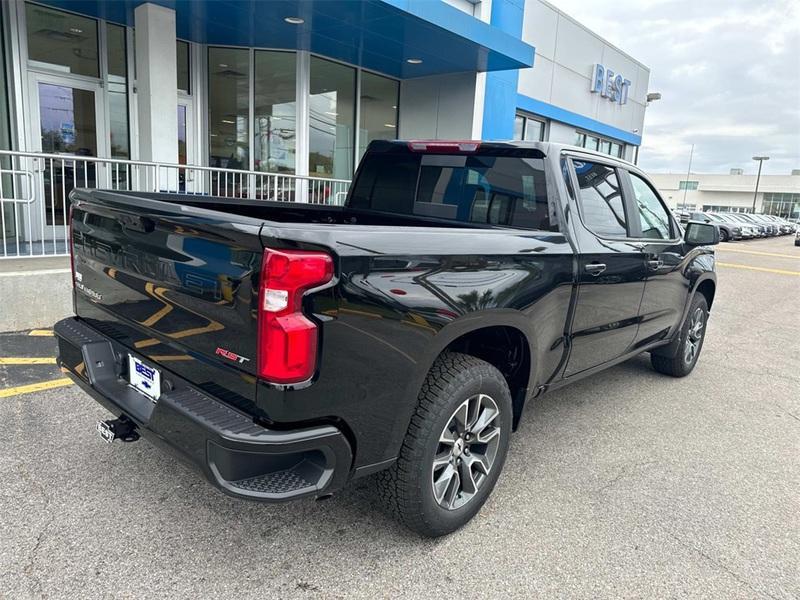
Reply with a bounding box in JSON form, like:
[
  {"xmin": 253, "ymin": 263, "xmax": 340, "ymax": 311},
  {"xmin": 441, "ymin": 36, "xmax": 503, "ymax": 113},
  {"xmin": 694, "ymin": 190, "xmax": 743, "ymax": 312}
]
[{"xmin": 383, "ymin": 309, "xmax": 537, "ymax": 464}]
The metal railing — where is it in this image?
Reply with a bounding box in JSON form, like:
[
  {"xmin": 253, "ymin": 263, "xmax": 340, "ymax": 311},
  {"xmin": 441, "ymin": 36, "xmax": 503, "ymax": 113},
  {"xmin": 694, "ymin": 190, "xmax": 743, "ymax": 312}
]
[{"xmin": 0, "ymin": 150, "xmax": 351, "ymax": 259}]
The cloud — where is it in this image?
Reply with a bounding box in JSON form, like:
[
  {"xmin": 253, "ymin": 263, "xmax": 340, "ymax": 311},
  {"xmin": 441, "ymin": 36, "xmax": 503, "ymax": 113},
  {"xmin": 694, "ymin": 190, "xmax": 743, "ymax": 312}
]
[{"xmin": 545, "ymin": 0, "xmax": 800, "ymax": 175}]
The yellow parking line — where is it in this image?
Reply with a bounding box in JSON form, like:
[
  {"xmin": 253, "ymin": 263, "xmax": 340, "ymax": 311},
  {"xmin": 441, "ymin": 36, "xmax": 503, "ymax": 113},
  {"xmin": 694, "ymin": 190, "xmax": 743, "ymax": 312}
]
[
  {"xmin": 0, "ymin": 377, "xmax": 73, "ymax": 398},
  {"xmin": 0, "ymin": 357, "xmax": 57, "ymax": 365},
  {"xmin": 718, "ymin": 247, "xmax": 800, "ymax": 259},
  {"xmin": 28, "ymin": 329, "xmax": 54, "ymax": 336},
  {"xmin": 717, "ymin": 262, "xmax": 800, "ymax": 276}
]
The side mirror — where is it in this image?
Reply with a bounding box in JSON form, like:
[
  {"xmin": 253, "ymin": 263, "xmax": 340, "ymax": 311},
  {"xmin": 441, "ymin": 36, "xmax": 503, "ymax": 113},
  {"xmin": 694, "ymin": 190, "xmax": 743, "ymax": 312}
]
[{"xmin": 684, "ymin": 221, "xmax": 720, "ymax": 246}]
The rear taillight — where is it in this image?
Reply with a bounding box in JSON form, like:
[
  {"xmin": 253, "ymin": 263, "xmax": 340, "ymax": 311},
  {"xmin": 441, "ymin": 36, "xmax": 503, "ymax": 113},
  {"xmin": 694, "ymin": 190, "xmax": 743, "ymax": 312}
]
[
  {"xmin": 407, "ymin": 140, "xmax": 481, "ymax": 153},
  {"xmin": 257, "ymin": 248, "xmax": 334, "ymax": 384},
  {"xmin": 68, "ymin": 204, "xmax": 76, "ymax": 284}
]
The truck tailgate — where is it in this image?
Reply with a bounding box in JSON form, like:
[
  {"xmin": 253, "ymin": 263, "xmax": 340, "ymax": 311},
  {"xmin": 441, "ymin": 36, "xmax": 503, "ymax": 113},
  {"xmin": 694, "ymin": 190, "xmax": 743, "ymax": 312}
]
[{"xmin": 70, "ymin": 190, "xmax": 266, "ymax": 410}]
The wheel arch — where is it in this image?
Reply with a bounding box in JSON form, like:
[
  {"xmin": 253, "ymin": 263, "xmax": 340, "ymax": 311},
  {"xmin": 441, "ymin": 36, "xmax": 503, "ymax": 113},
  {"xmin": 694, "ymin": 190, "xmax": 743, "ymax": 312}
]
[
  {"xmin": 442, "ymin": 325, "xmax": 532, "ymax": 429},
  {"xmin": 695, "ymin": 277, "xmax": 716, "ymax": 311}
]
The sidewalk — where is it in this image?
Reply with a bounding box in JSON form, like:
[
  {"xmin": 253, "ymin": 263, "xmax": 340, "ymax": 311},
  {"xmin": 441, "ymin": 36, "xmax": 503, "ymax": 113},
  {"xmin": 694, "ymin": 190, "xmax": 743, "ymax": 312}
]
[{"xmin": 0, "ymin": 257, "xmax": 72, "ymax": 332}]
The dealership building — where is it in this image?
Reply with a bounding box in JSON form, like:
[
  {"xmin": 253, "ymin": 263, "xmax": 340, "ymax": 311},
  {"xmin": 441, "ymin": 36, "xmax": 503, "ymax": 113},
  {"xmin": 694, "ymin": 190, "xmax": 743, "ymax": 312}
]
[
  {"xmin": 0, "ymin": 0, "xmax": 652, "ymax": 257},
  {"xmin": 651, "ymin": 171, "xmax": 800, "ymax": 219}
]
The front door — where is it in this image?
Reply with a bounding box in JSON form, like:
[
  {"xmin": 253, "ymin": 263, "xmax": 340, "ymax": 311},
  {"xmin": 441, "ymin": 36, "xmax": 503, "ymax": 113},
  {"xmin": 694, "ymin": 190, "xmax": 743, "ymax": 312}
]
[
  {"xmin": 623, "ymin": 169, "xmax": 688, "ymax": 347},
  {"xmin": 563, "ymin": 157, "xmax": 647, "ymax": 376},
  {"xmin": 28, "ymin": 72, "xmax": 106, "ymax": 242}
]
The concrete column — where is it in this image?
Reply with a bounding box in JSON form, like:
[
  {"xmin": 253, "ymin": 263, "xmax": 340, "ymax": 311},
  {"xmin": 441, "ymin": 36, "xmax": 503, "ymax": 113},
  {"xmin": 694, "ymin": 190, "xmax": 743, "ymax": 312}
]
[{"xmin": 135, "ymin": 3, "xmax": 178, "ymax": 188}]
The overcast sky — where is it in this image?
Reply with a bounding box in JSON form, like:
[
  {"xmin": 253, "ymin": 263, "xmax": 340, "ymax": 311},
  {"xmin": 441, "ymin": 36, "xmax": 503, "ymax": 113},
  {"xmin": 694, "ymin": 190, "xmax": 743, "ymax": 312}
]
[{"xmin": 546, "ymin": 0, "xmax": 800, "ymax": 176}]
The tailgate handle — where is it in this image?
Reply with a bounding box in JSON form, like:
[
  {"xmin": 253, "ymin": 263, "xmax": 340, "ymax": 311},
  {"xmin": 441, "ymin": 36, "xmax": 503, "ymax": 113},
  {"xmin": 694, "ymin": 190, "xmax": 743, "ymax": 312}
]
[{"xmin": 118, "ymin": 213, "xmax": 155, "ymax": 233}]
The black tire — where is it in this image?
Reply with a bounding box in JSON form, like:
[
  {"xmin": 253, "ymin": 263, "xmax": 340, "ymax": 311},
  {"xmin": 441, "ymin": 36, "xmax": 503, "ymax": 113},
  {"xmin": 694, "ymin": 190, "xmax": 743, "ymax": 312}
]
[
  {"xmin": 719, "ymin": 228, "xmax": 729, "ymax": 242},
  {"xmin": 651, "ymin": 294, "xmax": 708, "ymax": 377},
  {"xmin": 376, "ymin": 352, "xmax": 512, "ymax": 537}
]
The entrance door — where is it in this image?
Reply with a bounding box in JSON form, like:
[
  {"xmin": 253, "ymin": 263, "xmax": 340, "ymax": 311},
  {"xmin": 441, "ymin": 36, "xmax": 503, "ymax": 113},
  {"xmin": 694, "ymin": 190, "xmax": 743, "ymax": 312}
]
[{"xmin": 28, "ymin": 72, "xmax": 106, "ymax": 241}]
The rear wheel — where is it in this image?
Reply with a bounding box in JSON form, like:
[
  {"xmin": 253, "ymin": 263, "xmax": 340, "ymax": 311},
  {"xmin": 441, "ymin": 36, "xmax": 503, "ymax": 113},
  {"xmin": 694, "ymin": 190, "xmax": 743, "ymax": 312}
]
[
  {"xmin": 376, "ymin": 352, "xmax": 512, "ymax": 537},
  {"xmin": 651, "ymin": 294, "xmax": 708, "ymax": 377}
]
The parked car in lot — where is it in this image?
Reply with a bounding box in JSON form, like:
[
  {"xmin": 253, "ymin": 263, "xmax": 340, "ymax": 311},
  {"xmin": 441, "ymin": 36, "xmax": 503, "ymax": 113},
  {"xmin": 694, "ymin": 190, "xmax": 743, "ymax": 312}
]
[
  {"xmin": 796, "ymin": 226, "xmax": 800, "ymax": 246},
  {"xmin": 691, "ymin": 212, "xmax": 742, "ymax": 241},
  {"xmin": 56, "ymin": 140, "xmax": 719, "ymax": 536},
  {"xmin": 709, "ymin": 213, "xmax": 756, "ymax": 239},
  {"xmin": 763, "ymin": 215, "xmax": 796, "ymax": 235}
]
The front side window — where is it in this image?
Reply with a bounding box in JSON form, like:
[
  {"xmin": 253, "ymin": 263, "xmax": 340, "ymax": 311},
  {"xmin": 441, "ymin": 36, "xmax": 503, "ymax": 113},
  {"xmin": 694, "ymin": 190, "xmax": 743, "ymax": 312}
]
[
  {"xmin": 573, "ymin": 160, "xmax": 627, "ymax": 237},
  {"xmin": 629, "ymin": 172, "xmax": 672, "ymax": 239}
]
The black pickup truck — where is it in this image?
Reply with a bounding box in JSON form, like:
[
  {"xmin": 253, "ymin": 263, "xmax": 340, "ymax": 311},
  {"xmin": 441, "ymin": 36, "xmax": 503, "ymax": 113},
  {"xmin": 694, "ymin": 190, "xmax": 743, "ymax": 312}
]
[{"xmin": 56, "ymin": 140, "xmax": 719, "ymax": 536}]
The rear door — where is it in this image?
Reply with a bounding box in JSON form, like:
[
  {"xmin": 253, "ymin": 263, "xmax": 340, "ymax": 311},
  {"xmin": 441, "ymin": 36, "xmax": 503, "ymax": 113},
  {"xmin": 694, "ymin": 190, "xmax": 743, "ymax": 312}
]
[
  {"xmin": 620, "ymin": 169, "xmax": 688, "ymax": 347},
  {"xmin": 563, "ymin": 156, "xmax": 647, "ymax": 376}
]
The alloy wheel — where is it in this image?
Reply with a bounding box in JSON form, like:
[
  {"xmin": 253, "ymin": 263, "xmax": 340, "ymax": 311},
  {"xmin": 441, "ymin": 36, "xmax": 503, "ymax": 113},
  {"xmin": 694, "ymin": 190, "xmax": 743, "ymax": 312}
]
[
  {"xmin": 684, "ymin": 307, "xmax": 705, "ymax": 365},
  {"xmin": 431, "ymin": 394, "xmax": 502, "ymax": 510}
]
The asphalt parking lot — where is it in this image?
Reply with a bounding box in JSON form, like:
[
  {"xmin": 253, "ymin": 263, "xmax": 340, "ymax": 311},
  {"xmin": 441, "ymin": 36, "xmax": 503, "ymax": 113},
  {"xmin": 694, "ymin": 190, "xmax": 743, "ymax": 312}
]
[{"xmin": 1, "ymin": 236, "xmax": 798, "ymax": 599}]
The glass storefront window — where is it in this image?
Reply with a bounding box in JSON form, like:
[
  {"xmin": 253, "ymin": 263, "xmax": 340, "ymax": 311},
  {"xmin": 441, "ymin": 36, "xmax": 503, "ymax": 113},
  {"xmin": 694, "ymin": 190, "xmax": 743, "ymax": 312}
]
[
  {"xmin": 26, "ymin": 3, "xmax": 99, "ymax": 78},
  {"xmin": 106, "ymin": 23, "xmax": 126, "ymax": 78},
  {"xmin": 524, "ymin": 118, "xmax": 544, "ymax": 142},
  {"xmin": 309, "ymin": 57, "xmax": 355, "ymax": 178},
  {"xmin": 254, "ymin": 50, "xmax": 296, "ymax": 174},
  {"xmin": 177, "ymin": 40, "xmax": 190, "ymax": 93},
  {"xmin": 586, "ymin": 136, "xmax": 599, "ymax": 151},
  {"xmin": 358, "ymin": 71, "xmax": 398, "ymax": 161},
  {"xmin": 106, "ymin": 24, "xmax": 129, "ymax": 159},
  {"xmin": 208, "ymin": 47, "xmax": 250, "ymax": 171},
  {"xmin": 514, "ymin": 116, "xmax": 525, "ymax": 141}
]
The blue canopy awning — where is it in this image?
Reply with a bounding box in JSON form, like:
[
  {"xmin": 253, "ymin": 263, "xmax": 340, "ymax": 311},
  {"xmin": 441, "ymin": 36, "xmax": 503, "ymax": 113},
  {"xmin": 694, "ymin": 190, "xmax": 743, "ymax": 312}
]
[{"xmin": 41, "ymin": 0, "xmax": 535, "ymax": 78}]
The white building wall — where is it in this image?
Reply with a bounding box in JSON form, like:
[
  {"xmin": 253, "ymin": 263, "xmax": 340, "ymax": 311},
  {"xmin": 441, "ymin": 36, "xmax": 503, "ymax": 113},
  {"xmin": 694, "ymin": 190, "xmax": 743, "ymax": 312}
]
[
  {"xmin": 399, "ymin": 73, "xmax": 478, "ymax": 139},
  {"xmin": 517, "ymin": 0, "xmax": 650, "ymax": 142}
]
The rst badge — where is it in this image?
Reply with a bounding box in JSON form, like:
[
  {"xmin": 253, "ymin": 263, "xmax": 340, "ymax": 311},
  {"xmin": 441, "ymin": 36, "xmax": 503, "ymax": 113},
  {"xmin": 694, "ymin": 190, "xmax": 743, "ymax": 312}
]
[{"xmin": 215, "ymin": 347, "xmax": 251, "ymax": 365}]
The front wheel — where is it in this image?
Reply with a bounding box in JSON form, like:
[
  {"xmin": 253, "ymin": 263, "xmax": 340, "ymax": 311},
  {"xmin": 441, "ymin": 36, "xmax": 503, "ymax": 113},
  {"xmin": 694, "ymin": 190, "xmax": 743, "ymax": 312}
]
[
  {"xmin": 651, "ymin": 294, "xmax": 708, "ymax": 377},
  {"xmin": 719, "ymin": 228, "xmax": 729, "ymax": 242},
  {"xmin": 376, "ymin": 352, "xmax": 512, "ymax": 537}
]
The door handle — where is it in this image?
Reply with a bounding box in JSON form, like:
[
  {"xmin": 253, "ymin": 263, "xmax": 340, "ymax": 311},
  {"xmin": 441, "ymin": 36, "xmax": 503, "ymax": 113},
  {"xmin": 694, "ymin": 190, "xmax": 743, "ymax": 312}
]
[
  {"xmin": 646, "ymin": 259, "xmax": 663, "ymax": 270},
  {"xmin": 584, "ymin": 262, "xmax": 606, "ymax": 276}
]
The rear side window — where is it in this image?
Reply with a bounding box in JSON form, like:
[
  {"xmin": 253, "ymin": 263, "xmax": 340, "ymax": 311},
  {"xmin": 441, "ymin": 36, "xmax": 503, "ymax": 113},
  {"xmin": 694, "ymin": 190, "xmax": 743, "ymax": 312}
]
[
  {"xmin": 349, "ymin": 150, "xmax": 557, "ymax": 231},
  {"xmin": 573, "ymin": 160, "xmax": 627, "ymax": 237}
]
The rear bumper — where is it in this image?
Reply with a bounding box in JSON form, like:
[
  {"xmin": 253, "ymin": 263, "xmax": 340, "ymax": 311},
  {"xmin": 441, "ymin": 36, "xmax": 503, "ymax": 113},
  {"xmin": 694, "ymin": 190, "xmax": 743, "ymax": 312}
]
[{"xmin": 54, "ymin": 317, "xmax": 352, "ymax": 502}]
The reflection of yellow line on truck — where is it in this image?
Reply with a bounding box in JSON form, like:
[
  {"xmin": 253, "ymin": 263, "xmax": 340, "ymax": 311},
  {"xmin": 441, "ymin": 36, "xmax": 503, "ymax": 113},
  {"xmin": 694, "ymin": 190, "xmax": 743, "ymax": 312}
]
[
  {"xmin": 139, "ymin": 282, "xmax": 174, "ymax": 327},
  {"xmin": 0, "ymin": 357, "xmax": 57, "ymax": 365},
  {"xmin": 0, "ymin": 378, "xmax": 73, "ymax": 398}
]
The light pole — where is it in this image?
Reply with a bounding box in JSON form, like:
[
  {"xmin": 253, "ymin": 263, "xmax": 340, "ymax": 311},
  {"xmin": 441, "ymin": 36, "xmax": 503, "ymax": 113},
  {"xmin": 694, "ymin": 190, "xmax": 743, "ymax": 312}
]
[
  {"xmin": 751, "ymin": 156, "xmax": 769, "ymax": 213},
  {"xmin": 682, "ymin": 143, "xmax": 694, "ymax": 210}
]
